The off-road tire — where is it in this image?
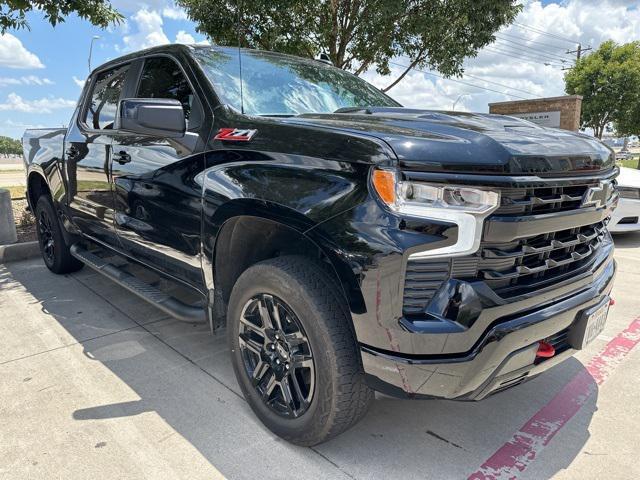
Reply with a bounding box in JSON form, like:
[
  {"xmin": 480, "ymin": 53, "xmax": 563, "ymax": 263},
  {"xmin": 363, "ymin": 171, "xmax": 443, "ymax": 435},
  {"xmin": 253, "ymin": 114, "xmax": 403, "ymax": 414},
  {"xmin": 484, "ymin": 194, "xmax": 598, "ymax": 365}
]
[
  {"xmin": 34, "ymin": 196, "xmax": 83, "ymax": 274},
  {"xmin": 227, "ymin": 255, "xmax": 373, "ymax": 446}
]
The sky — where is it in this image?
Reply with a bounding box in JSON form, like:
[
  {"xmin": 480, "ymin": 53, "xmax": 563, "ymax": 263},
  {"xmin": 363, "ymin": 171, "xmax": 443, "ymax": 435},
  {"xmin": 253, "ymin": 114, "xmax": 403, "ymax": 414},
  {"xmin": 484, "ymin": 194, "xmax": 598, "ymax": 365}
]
[{"xmin": 0, "ymin": 0, "xmax": 639, "ymax": 139}]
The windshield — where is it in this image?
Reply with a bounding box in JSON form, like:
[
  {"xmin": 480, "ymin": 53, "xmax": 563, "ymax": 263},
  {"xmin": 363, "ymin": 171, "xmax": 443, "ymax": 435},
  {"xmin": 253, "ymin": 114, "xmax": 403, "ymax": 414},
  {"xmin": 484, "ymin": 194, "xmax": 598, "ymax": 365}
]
[{"xmin": 192, "ymin": 47, "xmax": 400, "ymax": 116}]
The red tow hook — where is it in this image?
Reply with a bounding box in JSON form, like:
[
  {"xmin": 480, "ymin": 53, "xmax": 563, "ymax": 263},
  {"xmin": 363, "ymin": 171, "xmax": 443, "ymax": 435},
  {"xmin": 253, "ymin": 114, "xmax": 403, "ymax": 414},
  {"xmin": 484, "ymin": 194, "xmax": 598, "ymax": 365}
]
[
  {"xmin": 536, "ymin": 340, "xmax": 556, "ymax": 359},
  {"xmin": 609, "ymin": 298, "xmax": 616, "ymax": 306}
]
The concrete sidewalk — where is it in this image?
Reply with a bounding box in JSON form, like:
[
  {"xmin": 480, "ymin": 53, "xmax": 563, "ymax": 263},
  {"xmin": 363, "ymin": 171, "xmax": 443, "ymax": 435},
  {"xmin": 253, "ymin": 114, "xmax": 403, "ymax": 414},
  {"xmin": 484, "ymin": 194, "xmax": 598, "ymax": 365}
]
[{"xmin": 2, "ymin": 234, "xmax": 640, "ymax": 479}]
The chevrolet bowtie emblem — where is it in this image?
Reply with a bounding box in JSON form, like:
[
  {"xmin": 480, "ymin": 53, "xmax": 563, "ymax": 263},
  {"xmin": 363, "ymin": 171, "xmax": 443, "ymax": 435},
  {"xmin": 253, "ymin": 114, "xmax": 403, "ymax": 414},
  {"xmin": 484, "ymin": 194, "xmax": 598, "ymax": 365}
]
[{"xmin": 581, "ymin": 180, "xmax": 613, "ymax": 208}]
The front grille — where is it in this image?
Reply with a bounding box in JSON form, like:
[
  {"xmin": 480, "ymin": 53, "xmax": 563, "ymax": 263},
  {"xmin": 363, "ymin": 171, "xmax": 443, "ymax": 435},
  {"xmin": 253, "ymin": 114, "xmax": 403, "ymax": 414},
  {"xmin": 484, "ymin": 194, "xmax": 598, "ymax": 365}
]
[
  {"xmin": 401, "ymin": 173, "xmax": 615, "ymax": 312},
  {"xmin": 459, "ymin": 222, "xmax": 607, "ymax": 298},
  {"xmin": 402, "ymin": 259, "xmax": 450, "ymax": 315},
  {"xmin": 545, "ymin": 327, "xmax": 571, "ymax": 355},
  {"xmin": 496, "ymin": 183, "xmax": 597, "ymax": 216}
]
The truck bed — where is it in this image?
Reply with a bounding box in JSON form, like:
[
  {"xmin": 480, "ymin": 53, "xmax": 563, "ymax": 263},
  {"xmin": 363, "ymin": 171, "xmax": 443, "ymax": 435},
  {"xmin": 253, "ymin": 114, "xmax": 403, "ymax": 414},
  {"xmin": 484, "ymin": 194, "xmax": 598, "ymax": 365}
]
[{"xmin": 22, "ymin": 128, "xmax": 67, "ymax": 167}]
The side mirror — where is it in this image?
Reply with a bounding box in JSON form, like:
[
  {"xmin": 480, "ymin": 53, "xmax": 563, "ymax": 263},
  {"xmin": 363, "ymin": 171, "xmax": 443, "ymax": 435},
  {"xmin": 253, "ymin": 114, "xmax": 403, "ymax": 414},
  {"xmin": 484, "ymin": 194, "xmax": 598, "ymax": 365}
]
[{"xmin": 115, "ymin": 98, "xmax": 186, "ymax": 138}]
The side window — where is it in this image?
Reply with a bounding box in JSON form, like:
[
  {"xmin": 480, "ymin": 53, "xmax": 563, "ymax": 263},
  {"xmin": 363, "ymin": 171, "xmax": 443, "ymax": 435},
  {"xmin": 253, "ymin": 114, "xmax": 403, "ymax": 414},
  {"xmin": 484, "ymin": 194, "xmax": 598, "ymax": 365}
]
[
  {"xmin": 136, "ymin": 57, "xmax": 202, "ymax": 129},
  {"xmin": 84, "ymin": 64, "xmax": 130, "ymax": 130}
]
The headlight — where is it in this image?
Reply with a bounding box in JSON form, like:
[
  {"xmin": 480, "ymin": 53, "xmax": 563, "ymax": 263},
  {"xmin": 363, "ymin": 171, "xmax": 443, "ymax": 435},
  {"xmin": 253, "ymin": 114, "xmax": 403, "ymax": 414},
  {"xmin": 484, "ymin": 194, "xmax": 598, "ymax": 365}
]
[
  {"xmin": 372, "ymin": 168, "xmax": 500, "ymax": 258},
  {"xmin": 618, "ymin": 186, "xmax": 640, "ymax": 200}
]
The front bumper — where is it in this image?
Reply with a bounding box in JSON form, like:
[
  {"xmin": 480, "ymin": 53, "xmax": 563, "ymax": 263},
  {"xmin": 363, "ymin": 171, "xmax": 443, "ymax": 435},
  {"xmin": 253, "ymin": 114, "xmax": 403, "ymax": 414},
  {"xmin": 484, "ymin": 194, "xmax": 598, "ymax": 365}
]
[{"xmin": 361, "ymin": 255, "xmax": 616, "ymax": 400}]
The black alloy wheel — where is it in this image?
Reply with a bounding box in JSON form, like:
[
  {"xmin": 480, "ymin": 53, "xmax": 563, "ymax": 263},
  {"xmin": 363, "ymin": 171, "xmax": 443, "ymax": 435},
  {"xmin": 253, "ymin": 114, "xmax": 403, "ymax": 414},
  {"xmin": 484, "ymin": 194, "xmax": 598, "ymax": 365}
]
[
  {"xmin": 238, "ymin": 293, "xmax": 315, "ymax": 418},
  {"xmin": 37, "ymin": 208, "xmax": 56, "ymax": 265},
  {"xmin": 228, "ymin": 255, "xmax": 373, "ymax": 445},
  {"xmin": 34, "ymin": 196, "xmax": 83, "ymax": 274}
]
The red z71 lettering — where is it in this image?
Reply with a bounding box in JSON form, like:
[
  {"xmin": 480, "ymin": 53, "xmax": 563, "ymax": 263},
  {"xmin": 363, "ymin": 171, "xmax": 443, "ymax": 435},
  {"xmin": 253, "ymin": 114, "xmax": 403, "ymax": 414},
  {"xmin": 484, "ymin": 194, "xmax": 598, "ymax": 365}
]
[{"xmin": 214, "ymin": 128, "xmax": 257, "ymax": 141}]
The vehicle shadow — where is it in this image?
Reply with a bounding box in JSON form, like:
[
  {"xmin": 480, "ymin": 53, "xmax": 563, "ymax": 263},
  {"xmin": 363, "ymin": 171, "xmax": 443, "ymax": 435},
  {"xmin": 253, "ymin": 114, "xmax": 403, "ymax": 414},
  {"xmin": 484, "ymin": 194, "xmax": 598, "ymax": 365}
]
[{"xmin": 3, "ymin": 259, "xmax": 597, "ymax": 480}]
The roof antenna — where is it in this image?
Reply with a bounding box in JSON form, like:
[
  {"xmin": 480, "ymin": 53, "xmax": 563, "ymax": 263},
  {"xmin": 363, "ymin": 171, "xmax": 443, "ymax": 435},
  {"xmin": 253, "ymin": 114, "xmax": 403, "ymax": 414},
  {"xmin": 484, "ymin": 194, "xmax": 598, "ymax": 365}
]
[{"xmin": 237, "ymin": 0, "xmax": 245, "ymax": 115}]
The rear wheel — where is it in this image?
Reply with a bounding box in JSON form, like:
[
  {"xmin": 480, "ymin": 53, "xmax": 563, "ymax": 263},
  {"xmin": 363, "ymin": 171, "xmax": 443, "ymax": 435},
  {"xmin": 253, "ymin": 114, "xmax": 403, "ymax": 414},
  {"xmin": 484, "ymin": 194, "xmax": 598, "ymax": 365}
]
[
  {"xmin": 35, "ymin": 196, "xmax": 83, "ymax": 274},
  {"xmin": 228, "ymin": 255, "xmax": 373, "ymax": 446}
]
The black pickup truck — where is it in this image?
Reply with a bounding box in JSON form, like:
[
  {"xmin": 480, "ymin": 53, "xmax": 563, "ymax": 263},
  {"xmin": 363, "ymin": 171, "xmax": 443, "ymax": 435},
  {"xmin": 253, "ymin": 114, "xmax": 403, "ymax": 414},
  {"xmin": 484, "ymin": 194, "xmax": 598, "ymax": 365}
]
[{"xmin": 23, "ymin": 44, "xmax": 618, "ymax": 446}]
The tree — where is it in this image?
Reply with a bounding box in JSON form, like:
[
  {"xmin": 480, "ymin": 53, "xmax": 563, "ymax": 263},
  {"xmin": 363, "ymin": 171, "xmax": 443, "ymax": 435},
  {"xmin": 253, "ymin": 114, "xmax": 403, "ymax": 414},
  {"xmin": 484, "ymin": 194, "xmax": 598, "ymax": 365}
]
[
  {"xmin": 0, "ymin": 0, "xmax": 122, "ymax": 32},
  {"xmin": 565, "ymin": 40, "xmax": 640, "ymax": 139},
  {"xmin": 175, "ymin": 0, "xmax": 521, "ymax": 91},
  {"xmin": 0, "ymin": 136, "xmax": 22, "ymax": 155}
]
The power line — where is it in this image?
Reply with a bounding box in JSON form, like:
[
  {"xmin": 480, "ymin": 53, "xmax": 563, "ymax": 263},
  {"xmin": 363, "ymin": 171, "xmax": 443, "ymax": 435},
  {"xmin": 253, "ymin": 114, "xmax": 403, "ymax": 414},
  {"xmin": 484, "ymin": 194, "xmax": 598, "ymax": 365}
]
[
  {"xmin": 483, "ymin": 46, "xmax": 568, "ymax": 68},
  {"xmin": 459, "ymin": 71, "xmax": 541, "ymax": 97},
  {"xmin": 513, "ymin": 22, "xmax": 578, "ymax": 44},
  {"xmin": 388, "ymin": 61, "xmax": 531, "ymax": 100},
  {"xmin": 494, "ymin": 36, "xmax": 574, "ymax": 63},
  {"xmin": 484, "ymin": 43, "xmax": 570, "ymax": 65},
  {"xmin": 492, "ymin": 42, "xmax": 572, "ymax": 65},
  {"xmin": 496, "ymin": 31, "xmax": 569, "ymax": 51}
]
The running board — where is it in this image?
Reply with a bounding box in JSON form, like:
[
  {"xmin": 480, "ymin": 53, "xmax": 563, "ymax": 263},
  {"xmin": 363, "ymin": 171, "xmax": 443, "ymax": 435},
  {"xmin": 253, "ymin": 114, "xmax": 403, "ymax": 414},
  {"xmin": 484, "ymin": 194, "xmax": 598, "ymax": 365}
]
[{"xmin": 70, "ymin": 244, "xmax": 206, "ymax": 324}]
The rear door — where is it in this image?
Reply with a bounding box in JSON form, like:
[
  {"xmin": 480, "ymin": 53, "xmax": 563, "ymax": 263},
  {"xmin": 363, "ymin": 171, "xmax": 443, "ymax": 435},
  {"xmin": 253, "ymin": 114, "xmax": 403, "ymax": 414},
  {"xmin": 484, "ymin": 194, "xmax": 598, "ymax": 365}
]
[
  {"xmin": 64, "ymin": 62, "xmax": 132, "ymax": 245},
  {"xmin": 110, "ymin": 55, "xmax": 210, "ymax": 287}
]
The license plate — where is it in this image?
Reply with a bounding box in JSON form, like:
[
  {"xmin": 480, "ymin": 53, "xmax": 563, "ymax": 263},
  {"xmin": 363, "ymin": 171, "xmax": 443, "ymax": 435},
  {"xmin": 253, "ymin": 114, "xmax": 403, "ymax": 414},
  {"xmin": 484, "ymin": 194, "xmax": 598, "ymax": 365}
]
[{"xmin": 569, "ymin": 300, "xmax": 609, "ymax": 349}]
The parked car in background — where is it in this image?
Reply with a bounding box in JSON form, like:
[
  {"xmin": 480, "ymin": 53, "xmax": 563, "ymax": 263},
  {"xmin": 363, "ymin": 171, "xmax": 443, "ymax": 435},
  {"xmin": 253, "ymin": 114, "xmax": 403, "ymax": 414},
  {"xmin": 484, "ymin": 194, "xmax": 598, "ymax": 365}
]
[
  {"xmin": 615, "ymin": 150, "xmax": 634, "ymax": 161},
  {"xmin": 22, "ymin": 44, "xmax": 619, "ymax": 446},
  {"xmin": 610, "ymin": 167, "xmax": 640, "ymax": 232}
]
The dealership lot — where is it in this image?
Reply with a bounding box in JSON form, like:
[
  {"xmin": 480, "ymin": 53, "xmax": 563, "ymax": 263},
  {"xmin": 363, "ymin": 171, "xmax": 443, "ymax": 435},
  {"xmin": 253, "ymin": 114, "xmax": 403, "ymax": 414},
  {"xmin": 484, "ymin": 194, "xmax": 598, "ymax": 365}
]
[{"xmin": 1, "ymin": 234, "xmax": 640, "ymax": 480}]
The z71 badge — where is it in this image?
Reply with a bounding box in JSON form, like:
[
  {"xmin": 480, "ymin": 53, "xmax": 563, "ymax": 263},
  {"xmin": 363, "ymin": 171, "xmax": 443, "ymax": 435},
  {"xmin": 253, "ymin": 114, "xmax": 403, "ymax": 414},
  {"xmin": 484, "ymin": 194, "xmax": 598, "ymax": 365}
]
[{"xmin": 213, "ymin": 128, "xmax": 257, "ymax": 142}]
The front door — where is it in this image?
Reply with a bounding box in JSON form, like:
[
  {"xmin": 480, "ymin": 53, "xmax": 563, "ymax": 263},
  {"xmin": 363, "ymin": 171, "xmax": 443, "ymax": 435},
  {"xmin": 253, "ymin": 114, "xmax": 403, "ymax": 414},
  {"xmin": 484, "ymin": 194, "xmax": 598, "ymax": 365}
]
[
  {"xmin": 110, "ymin": 55, "xmax": 209, "ymax": 288},
  {"xmin": 65, "ymin": 62, "xmax": 131, "ymax": 246}
]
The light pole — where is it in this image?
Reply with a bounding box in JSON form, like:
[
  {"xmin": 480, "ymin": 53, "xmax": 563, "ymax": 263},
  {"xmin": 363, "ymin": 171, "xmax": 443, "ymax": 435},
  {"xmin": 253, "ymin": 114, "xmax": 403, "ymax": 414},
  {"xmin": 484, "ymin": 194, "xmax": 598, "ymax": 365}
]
[
  {"xmin": 452, "ymin": 94, "xmax": 470, "ymax": 111},
  {"xmin": 88, "ymin": 35, "xmax": 101, "ymax": 73}
]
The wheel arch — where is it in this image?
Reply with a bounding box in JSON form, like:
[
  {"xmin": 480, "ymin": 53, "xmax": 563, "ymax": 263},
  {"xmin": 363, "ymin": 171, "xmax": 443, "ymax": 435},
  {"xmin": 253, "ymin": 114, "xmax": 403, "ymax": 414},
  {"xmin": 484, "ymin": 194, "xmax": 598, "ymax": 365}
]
[
  {"xmin": 26, "ymin": 170, "xmax": 51, "ymax": 210},
  {"xmin": 207, "ymin": 200, "xmax": 366, "ymax": 329}
]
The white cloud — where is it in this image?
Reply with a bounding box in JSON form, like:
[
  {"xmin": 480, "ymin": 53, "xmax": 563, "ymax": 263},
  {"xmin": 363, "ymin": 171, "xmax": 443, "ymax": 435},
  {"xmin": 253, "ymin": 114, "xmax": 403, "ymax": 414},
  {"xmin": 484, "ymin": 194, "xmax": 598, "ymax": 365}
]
[
  {"xmin": 0, "ymin": 34, "xmax": 44, "ymax": 69},
  {"xmin": 3, "ymin": 119, "xmax": 46, "ymax": 129},
  {"xmin": 121, "ymin": 9, "xmax": 170, "ymax": 51},
  {"xmin": 368, "ymin": 0, "xmax": 640, "ymax": 113},
  {"xmin": 175, "ymin": 30, "xmax": 195, "ymax": 44},
  {"xmin": 72, "ymin": 76, "xmax": 86, "ymax": 88},
  {"xmin": 163, "ymin": 6, "xmax": 189, "ymax": 20},
  {"xmin": 175, "ymin": 30, "xmax": 209, "ymax": 45},
  {"xmin": 0, "ymin": 93, "xmax": 76, "ymax": 113},
  {"xmin": 0, "ymin": 78, "xmax": 20, "ymax": 87},
  {"xmin": 0, "ymin": 75, "xmax": 54, "ymax": 87}
]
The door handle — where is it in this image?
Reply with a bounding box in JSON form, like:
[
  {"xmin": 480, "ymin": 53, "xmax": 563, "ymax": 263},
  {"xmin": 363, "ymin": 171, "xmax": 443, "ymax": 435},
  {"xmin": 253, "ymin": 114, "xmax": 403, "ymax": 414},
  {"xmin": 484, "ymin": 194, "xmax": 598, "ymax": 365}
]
[{"xmin": 113, "ymin": 151, "xmax": 131, "ymax": 165}]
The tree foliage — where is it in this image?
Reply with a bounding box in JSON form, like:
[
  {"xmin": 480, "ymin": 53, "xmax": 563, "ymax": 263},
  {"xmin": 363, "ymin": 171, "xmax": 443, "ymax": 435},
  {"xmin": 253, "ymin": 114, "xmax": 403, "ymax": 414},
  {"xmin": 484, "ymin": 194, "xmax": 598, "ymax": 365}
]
[
  {"xmin": 175, "ymin": 0, "xmax": 521, "ymax": 91},
  {"xmin": 565, "ymin": 40, "xmax": 640, "ymax": 139},
  {"xmin": 0, "ymin": 0, "xmax": 122, "ymax": 32},
  {"xmin": 0, "ymin": 136, "xmax": 22, "ymax": 155}
]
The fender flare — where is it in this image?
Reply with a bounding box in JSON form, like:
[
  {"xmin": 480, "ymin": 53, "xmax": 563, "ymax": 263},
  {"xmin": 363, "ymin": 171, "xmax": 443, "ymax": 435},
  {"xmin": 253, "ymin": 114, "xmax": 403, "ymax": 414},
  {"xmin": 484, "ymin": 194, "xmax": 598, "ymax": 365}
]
[{"xmin": 203, "ymin": 197, "xmax": 366, "ymax": 317}]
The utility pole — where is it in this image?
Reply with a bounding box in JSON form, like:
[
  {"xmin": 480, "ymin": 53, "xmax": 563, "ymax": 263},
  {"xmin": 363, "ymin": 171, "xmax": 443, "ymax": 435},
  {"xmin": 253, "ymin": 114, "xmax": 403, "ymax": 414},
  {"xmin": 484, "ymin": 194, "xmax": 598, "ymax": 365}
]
[{"xmin": 567, "ymin": 43, "xmax": 592, "ymax": 61}]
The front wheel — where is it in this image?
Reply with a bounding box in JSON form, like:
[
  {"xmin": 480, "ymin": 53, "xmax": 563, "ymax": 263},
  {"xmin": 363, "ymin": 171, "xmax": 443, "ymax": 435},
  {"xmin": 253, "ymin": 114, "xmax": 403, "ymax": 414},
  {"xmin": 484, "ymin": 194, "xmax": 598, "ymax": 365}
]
[
  {"xmin": 227, "ymin": 255, "xmax": 373, "ymax": 446},
  {"xmin": 34, "ymin": 196, "xmax": 83, "ymax": 274}
]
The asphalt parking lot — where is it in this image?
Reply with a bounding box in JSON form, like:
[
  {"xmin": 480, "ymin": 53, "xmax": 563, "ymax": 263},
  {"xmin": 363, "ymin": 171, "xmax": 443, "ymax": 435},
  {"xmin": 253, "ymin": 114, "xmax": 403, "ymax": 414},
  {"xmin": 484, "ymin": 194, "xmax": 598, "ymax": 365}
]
[{"xmin": 2, "ymin": 234, "xmax": 640, "ymax": 480}]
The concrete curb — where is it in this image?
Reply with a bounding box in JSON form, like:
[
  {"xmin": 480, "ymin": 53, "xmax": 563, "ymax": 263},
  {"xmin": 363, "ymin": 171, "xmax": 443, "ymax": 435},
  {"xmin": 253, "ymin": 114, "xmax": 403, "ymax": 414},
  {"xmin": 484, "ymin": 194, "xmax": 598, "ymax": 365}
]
[{"xmin": 0, "ymin": 241, "xmax": 40, "ymax": 264}]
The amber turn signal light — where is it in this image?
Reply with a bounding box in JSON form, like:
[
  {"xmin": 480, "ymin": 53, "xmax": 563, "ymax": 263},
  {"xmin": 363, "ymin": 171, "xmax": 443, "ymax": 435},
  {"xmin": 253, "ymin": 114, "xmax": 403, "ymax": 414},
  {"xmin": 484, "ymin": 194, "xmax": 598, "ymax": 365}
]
[{"xmin": 372, "ymin": 169, "xmax": 396, "ymax": 205}]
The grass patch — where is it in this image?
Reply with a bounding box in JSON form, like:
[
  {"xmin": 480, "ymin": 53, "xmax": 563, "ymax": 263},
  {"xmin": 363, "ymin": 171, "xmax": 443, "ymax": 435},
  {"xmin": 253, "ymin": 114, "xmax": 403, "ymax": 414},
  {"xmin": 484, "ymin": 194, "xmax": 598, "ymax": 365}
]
[
  {"xmin": 2, "ymin": 185, "xmax": 27, "ymax": 199},
  {"xmin": 617, "ymin": 158, "xmax": 640, "ymax": 169}
]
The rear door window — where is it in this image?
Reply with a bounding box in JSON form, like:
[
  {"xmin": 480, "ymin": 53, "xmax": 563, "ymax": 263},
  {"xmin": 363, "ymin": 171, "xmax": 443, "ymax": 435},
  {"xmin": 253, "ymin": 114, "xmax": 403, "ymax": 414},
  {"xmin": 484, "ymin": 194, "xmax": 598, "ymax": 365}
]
[{"xmin": 84, "ymin": 64, "xmax": 130, "ymax": 130}]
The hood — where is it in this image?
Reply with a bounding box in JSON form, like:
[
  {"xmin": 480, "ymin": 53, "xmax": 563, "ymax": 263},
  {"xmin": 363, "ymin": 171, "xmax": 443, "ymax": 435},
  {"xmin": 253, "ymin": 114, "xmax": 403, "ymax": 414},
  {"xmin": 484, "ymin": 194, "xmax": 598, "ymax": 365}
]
[{"xmin": 286, "ymin": 108, "xmax": 615, "ymax": 175}]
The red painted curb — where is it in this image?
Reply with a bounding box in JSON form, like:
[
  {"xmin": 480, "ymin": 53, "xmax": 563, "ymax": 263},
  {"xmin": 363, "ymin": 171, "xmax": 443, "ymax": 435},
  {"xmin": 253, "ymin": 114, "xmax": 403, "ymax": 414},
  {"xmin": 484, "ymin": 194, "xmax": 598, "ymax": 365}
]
[{"xmin": 468, "ymin": 316, "xmax": 640, "ymax": 480}]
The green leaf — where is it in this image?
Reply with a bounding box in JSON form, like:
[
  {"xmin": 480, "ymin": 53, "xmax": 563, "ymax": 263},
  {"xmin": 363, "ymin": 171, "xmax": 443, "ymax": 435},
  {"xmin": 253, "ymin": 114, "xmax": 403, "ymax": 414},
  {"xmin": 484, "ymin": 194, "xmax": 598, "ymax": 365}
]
[{"xmin": 176, "ymin": 0, "xmax": 520, "ymax": 90}]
